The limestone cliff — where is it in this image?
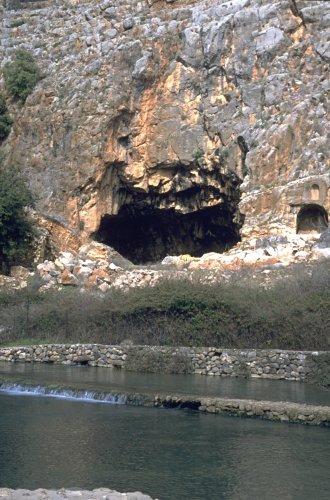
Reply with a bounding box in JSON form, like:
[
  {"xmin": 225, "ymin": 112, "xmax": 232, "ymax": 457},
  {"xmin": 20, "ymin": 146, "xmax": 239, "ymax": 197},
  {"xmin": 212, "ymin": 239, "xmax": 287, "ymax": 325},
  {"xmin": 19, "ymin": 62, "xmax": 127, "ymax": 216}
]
[{"xmin": 0, "ymin": 0, "xmax": 329, "ymax": 263}]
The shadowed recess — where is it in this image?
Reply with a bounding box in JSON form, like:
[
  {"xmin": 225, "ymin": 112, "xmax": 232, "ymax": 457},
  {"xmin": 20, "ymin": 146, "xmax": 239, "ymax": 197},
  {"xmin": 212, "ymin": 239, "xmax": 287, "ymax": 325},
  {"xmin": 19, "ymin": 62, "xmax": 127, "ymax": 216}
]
[
  {"xmin": 93, "ymin": 204, "xmax": 241, "ymax": 264},
  {"xmin": 297, "ymin": 204, "xmax": 328, "ymax": 234}
]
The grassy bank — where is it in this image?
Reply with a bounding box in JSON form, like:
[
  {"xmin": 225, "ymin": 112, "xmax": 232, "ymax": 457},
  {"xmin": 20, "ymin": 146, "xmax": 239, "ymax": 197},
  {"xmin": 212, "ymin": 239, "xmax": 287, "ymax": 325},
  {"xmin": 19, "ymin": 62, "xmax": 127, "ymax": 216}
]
[{"xmin": 0, "ymin": 262, "xmax": 329, "ymax": 350}]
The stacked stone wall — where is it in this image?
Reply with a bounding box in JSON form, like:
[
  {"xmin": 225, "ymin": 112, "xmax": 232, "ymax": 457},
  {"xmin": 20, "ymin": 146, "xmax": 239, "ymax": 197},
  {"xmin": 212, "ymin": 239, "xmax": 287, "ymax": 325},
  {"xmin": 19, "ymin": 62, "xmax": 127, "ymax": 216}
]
[{"xmin": 0, "ymin": 344, "xmax": 328, "ymax": 383}]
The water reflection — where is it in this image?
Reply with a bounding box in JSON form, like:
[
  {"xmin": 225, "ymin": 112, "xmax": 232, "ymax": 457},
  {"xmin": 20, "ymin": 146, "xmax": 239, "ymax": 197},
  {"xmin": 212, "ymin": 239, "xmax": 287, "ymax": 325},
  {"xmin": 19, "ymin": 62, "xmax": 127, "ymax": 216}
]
[
  {"xmin": 2, "ymin": 395, "xmax": 329, "ymax": 500},
  {"xmin": 1, "ymin": 361, "xmax": 329, "ymax": 406}
]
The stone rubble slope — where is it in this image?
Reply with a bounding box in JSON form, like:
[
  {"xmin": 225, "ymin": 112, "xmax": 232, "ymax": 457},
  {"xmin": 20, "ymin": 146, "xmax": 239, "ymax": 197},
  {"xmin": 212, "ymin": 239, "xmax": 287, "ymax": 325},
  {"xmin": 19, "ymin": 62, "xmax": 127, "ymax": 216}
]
[{"xmin": 1, "ymin": 227, "xmax": 329, "ymax": 292}]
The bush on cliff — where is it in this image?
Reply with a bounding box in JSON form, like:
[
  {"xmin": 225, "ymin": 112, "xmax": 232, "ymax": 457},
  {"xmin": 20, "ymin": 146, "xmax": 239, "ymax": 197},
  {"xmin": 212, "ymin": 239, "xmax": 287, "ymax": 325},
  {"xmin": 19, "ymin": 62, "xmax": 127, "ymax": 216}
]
[
  {"xmin": 0, "ymin": 94, "xmax": 12, "ymax": 140},
  {"xmin": 3, "ymin": 49, "xmax": 41, "ymax": 103},
  {"xmin": 0, "ymin": 164, "xmax": 35, "ymax": 273}
]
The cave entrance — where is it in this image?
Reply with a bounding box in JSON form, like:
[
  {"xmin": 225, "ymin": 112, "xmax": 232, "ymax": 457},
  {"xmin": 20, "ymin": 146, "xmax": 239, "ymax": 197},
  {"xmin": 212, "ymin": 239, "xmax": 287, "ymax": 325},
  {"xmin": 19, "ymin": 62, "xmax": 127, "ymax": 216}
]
[
  {"xmin": 93, "ymin": 205, "xmax": 241, "ymax": 264},
  {"xmin": 296, "ymin": 204, "xmax": 328, "ymax": 234}
]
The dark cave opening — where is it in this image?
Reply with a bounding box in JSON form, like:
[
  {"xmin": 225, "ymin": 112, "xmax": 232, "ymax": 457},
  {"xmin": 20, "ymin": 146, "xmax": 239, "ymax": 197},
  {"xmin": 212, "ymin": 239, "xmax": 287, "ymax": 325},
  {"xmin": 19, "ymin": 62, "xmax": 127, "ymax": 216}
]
[
  {"xmin": 296, "ymin": 204, "xmax": 328, "ymax": 234},
  {"xmin": 93, "ymin": 204, "xmax": 241, "ymax": 264}
]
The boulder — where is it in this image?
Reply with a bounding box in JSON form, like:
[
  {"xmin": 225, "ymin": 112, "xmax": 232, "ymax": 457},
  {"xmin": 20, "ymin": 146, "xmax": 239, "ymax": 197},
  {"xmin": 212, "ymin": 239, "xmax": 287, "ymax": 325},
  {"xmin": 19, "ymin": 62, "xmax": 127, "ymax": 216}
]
[
  {"xmin": 79, "ymin": 242, "xmax": 132, "ymax": 268},
  {"xmin": 10, "ymin": 266, "xmax": 31, "ymax": 280},
  {"xmin": 60, "ymin": 269, "xmax": 78, "ymax": 286},
  {"xmin": 315, "ymin": 228, "xmax": 330, "ymax": 249},
  {"xmin": 313, "ymin": 228, "xmax": 330, "ymax": 259}
]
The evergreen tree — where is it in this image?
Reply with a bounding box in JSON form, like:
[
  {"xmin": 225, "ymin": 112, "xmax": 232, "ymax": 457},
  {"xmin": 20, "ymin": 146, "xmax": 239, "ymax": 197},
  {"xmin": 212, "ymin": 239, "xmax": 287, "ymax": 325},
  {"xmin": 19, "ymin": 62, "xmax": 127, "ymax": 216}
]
[
  {"xmin": 0, "ymin": 164, "xmax": 35, "ymax": 273},
  {"xmin": 0, "ymin": 94, "xmax": 12, "ymax": 140},
  {"xmin": 3, "ymin": 49, "xmax": 41, "ymax": 103}
]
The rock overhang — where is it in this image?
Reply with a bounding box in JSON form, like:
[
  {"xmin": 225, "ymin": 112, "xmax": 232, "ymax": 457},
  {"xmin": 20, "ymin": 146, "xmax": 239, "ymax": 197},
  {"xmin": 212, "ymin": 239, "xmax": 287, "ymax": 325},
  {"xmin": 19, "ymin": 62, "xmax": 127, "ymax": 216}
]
[
  {"xmin": 92, "ymin": 162, "xmax": 244, "ymax": 263},
  {"xmin": 0, "ymin": 0, "xmax": 329, "ymax": 255}
]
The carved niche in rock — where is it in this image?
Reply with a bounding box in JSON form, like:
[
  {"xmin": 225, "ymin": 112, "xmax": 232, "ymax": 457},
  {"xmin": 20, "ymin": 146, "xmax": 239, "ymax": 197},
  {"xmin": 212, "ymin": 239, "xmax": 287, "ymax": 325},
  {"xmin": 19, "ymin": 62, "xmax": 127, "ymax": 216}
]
[
  {"xmin": 296, "ymin": 204, "xmax": 328, "ymax": 234},
  {"xmin": 311, "ymin": 184, "xmax": 320, "ymax": 202},
  {"xmin": 302, "ymin": 180, "xmax": 328, "ymax": 205}
]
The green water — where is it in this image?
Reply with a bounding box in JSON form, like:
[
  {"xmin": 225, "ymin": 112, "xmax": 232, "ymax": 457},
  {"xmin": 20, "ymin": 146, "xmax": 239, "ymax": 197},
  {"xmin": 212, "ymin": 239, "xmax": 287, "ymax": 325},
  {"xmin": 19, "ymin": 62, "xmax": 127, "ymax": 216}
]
[
  {"xmin": 1, "ymin": 362, "xmax": 329, "ymax": 499},
  {"xmin": 1, "ymin": 361, "xmax": 330, "ymax": 405},
  {"xmin": 0, "ymin": 393, "xmax": 329, "ymax": 500}
]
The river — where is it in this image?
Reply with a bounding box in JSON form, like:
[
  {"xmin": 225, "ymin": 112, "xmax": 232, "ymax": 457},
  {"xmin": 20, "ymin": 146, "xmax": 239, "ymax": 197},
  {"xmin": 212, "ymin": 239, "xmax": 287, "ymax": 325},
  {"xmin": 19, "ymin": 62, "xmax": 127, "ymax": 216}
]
[
  {"xmin": 1, "ymin": 361, "xmax": 330, "ymax": 405},
  {"xmin": 0, "ymin": 363, "xmax": 329, "ymax": 499}
]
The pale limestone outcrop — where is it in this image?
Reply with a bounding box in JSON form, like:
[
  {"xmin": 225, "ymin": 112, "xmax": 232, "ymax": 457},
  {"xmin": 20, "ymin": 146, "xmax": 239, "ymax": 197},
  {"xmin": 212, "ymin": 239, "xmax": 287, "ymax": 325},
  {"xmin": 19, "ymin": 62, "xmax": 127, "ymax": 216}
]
[{"xmin": 0, "ymin": 0, "xmax": 329, "ymax": 262}]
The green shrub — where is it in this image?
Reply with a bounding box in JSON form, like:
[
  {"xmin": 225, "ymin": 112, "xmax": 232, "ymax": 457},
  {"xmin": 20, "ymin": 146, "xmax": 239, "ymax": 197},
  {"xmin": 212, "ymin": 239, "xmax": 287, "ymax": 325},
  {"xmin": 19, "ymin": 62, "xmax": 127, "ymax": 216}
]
[
  {"xmin": 192, "ymin": 146, "xmax": 205, "ymax": 162},
  {"xmin": 10, "ymin": 19, "xmax": 28, "ymax": 28},
  {"xmin": 0, "ymin": 164, "xmax": 35, "ymax": 272},
  {"xmin": 0, "ymin": 95, "xmax": 7, "ymax": 114},
  {"xmin": 0, "ymin": 95, "xmax": 12, "ymax": 140},
  {"xmin": 3, "ymin": 49, "xmax": 41, "ymax": 103},
  {"xmin": 214, "ymin": 146, "xmax": 229, "ymax": 160},
  {"xmin": 306, "ymin": 353, "xmax": 330, "ymax": 388},
  {"xmin": 0, "ymin": 114, "xmax": 12, "ymax": 140}
]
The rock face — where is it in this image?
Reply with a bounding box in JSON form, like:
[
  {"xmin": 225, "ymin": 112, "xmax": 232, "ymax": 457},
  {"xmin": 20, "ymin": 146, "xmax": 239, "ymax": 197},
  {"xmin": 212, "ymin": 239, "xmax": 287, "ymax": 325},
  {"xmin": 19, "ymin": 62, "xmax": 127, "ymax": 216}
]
[{"xmin": 0, "ymin": 0, "xmax": 329, "ymax": 263}]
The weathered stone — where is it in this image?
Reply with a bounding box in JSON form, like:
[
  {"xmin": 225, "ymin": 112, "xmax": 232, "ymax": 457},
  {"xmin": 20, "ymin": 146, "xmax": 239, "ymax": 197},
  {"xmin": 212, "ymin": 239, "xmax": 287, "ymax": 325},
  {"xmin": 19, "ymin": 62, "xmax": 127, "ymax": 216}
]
[
  {"xmin": 10, "ymin": 266, "xmax": 31, "ymax": 280},
  {"xmin": 60, "ymin": 269, "xmax": 78, "ymax": 286},
  {"xmin": 92, "ymin": 268, "xmax": 112, "ymax": 282},
  {"xmin": 123, "ymin": 18, "xmax": 134, "ymax": 30},
  {"xmin": 315, "ymin": 228, "xmax": 330, "ymax": 249}
]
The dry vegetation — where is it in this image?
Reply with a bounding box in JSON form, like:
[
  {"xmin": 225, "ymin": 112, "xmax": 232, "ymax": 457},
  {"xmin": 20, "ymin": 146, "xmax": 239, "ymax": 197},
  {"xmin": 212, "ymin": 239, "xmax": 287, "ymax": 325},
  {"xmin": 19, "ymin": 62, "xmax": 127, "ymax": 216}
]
[{"xmin": 0, "ymin": 261, "xmax": 329, "ymax": 350}]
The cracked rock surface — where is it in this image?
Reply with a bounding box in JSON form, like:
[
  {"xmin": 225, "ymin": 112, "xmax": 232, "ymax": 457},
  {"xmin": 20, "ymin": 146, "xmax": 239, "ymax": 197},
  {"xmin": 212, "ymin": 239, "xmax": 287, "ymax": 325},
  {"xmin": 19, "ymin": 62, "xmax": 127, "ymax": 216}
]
[{"xmin": 0, "ymin": 0, "xmax": 329, "ymax": 256}]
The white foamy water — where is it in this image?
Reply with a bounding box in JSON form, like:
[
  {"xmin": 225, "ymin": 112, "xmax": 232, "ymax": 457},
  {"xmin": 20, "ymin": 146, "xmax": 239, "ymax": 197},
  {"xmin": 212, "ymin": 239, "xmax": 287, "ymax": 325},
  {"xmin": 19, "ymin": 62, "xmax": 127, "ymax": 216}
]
[{"xmin": 0, "ymin": 383, "xmax": 127, "ymax": 404}]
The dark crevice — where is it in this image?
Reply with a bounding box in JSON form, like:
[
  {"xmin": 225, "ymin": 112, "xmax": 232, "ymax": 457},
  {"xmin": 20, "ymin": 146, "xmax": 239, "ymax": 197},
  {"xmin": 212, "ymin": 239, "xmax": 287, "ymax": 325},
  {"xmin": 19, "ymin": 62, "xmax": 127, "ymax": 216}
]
[
  {"xmin": 289, "ymin": 0, "xmax": 306, "ymax": 28},
  {"xmin": 161, "ymin": 399, "xmax": 201, "ymax": 410},
  {"xmin": 237, "ymin": 135, "xmax": 249, "ymax": 177},
  {"xmin": 118, "ymin": 136, "xmax": 131, "ymax": 148},
  {"xmin": 75, "ymin": 360, "xmax": 89, "ymax": 366},
  {"xmin": 313, "ymin": 45, "xmax": 328, "ymax": 63},
  {"xmin": 179, "ymin": 400, "xmax": 201, "ymax": 410}
]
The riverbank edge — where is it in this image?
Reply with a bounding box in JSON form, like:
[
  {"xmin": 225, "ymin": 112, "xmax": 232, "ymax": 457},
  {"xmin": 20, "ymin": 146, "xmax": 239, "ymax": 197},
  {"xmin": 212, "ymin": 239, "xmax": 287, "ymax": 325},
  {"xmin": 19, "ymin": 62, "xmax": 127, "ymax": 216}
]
[
  {"xmin": 1, "ymin": 344, "xmax": 329, "ymax": 384},
  {"xmin": 1, "ymin": 380, "xmax": 329, "ymax": 427}
]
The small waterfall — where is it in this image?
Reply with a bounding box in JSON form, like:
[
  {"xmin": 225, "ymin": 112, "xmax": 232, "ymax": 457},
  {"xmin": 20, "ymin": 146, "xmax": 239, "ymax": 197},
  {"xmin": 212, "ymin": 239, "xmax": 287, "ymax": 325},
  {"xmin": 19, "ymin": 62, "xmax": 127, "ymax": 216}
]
[{"xmin": 0, "ymin": 382, "xmax": 127, "ymax": 404}]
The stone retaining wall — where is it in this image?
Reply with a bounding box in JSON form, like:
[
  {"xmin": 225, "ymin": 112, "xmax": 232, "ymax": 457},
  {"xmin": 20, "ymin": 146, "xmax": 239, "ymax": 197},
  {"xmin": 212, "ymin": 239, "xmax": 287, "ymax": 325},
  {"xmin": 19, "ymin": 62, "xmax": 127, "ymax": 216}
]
[
  {"xmin": 0, "ymin": 344, "xmax": 328, "ymax": 383},
  {"xmin": 158, "ymin": 395, "xmax": 330, "ymax": 426},
  {"xmin": 0, "ymin": 489, "xmax": 153, "ymax": 500}
]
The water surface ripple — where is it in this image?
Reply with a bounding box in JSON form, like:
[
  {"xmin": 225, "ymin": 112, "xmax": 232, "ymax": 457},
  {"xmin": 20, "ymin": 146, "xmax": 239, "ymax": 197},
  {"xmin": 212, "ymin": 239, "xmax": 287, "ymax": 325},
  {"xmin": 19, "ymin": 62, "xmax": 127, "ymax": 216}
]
[
  {"xmin": 1, "ymin": 362, "xmax": 330, "ymax": 499},
  {"xmin": 0, "ymin": 394, "xmax": 329, "ymax": 500}
]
